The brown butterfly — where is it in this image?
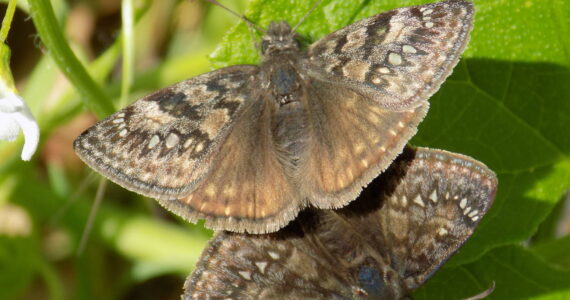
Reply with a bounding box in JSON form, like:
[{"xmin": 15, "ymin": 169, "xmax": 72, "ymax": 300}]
[
  {"xmin": 184, "ymin": 147, "xmax": 497, "ymax": 299},
  {"xmin": 74, "ymin": 1, "xmax": 474, "ymax": 233}
]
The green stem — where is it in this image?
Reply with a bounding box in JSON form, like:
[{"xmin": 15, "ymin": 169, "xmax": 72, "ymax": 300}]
[
  {"xmin": 0, "ymin": 0, "xmax": 18, "ymax": 90},
  {"xmin": 28, "ymin": 0, "xmax": 115, "ymax": 117},
  {"xmin": 0, "ymin": 0, "xmax": 17, "ymax": 43},
  {"xmin": 120, "ymin": 0, "xmax": 135, "ymax": 108}
]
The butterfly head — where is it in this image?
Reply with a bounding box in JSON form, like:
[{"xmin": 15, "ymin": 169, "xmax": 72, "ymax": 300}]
[{"xmin": 261, "ymin": 21, "xmax": 300, "ymax": 55}]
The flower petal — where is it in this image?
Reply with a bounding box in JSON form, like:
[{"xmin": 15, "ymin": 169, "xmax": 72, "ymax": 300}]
[{"xmin": 0, "ymin": 92, "xmax": 39, "ymax": 161}]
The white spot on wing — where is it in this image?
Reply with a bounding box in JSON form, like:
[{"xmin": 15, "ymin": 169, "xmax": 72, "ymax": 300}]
[
  {"xmin": 429, "ymin": 190, "xmax": 438, "ymax": 203},
  {"xmin": 413, "ymin": 195, "xmax": 425, "ymax": 207},
  {"xmin": 459, "ymin": 198, "xmax": 467, "ymax": 209},
  {"xmin": 195, "ymin": 142, "xmax": 205, "ymax": 153},
  {"xmin": 402, "ymin": 45, "xmax": 417, "ymax": 54},
  {"xmin": 255, "ymin": 261, "xmax": 268, "ymax": 274},
  {"xmin": 238, "ymin": 271, "xmax": 252, "ymax": 280},
  {"xmin": 468, "ymin": 210, "xmax": 479, "ymax": 218},
  {"xmin": 388, "ymin": 53, "xmax": 403, "ymax": 66},
  {"xmin": 268, "ymin": 251, "xmax": 280, "ymax": 260},
  {"xmin": 165, "ymin": 133, "xmax": 180, "ymax": 148},
  {"xmin": 378, "ymin": 67, "xmax": 390, "ymax": 74},
  {"xmin": 184, "ymin": 138, "xmax": 194, "ymax": 148},
  {"xmin": 148, "ymin": 135, "xmax": 160, "ymax": 149}
]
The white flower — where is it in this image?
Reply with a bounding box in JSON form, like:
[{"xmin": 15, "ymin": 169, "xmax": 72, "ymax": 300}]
[{"xmin": 0, "ymin": 87, "xmax": 39, "ymax": 161}]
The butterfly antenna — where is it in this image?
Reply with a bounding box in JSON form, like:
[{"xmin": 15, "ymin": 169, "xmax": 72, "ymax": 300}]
[
  {"xmin": 291, "ymin": 0, "xmax": 322, "ymax": 32},
  {"xmin": 203, "ymin": 0, "xmax": 265, "ymax": 34}
]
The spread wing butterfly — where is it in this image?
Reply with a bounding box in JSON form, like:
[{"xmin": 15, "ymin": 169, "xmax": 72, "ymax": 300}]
[
  {"xmin": 184, "ymin": 147, "xmax": 497, "ymax": 299},
  {"xmin": 74, "ymin": 1, "xmax": 475, "ymax": 233}
]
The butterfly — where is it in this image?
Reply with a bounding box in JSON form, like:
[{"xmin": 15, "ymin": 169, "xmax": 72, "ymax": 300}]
[
  {"xmin": 183, "ymin": 147, "xmax": 497, "ymax": 299},
  {"xmin": 73, "ymin": 1, "xmax": 474, "ymax": 233}
]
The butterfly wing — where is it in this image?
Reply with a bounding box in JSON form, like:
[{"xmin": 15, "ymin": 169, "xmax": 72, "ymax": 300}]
[
  {"xmin": 184, "ymin": 147, "xmax": 497, "ymax": 299},
  {"xmin": 184, "ymin": 228, "xmax": 354, "ymax": 299},
  {"xmin": 307, "ymin": 0, "xmax": 474, "ymax": 111},
  {"xmin": 161, "ymin": 94, "xmax": 301, "ymax": 233},
  {"xmin": 299, "ymin": 78, "xmax": 428, "ymax": 209},
  {"xmin": 75, "ymin": 65, "xmax": 302, "ymax": 233},
  {"xmin": 335, "ymin": 147, "xmax": 497, "ymax": 292},
  {"xmin": 299, "ymin": 0, "xmax": 473, "ymax": 208},
  {"xmin": 74, "ymin": 66, "xmax": 259, "ymax": 201}
]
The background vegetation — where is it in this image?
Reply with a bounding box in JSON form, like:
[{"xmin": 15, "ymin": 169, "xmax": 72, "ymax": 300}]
[{"xmin": 0, "ymin": 0, "xmax": 569, "ymax": 299}]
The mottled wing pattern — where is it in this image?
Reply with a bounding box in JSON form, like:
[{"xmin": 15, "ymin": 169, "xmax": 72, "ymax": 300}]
[
  {"xmin": 184, "ymin": 147, "xmax": 497, "ymax": 299},
  {"xmin": 299, "ymin": 79, "xmax": 428, "ymax": 209},
  {"xmin": 307, "ymin": 0, "xmax": 474, "ymax": 110},
  {"xmin": 161, "ymin": 96, "xmax": 301, "ymax": 233},
  {"xmin": 74, "ymin": 66, "xmax": 258, "ymax": 200},
  {"xmin": 299, "ymin": 0, "xmax": 473, "ymax": 209},
  {"xmin": 184, "ymin": 227, "xmax": 354, "ymax": 299},
  {"xmin": 337, "ymin": 147, "xmax": 497, "ymax": 292}
]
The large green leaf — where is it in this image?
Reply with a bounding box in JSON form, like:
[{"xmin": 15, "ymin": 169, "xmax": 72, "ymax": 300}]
[
  {"xmin": 414, "ymin": 245, "xmax": 570, "ymax": 299},
  {"xmin": 211, "ymin": 0, "xmax": 570, "ymax": 297}
]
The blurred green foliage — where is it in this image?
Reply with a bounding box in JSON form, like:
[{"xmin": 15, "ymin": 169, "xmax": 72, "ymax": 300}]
[{"xmin": 0, "ymin": 0, "xmax": 569, "ymax": 299}]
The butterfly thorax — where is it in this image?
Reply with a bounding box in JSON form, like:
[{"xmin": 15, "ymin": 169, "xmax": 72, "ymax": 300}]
[
  {"xmin": 259, "ymin": 21, "xmax": 305, "ymax": 107},
  {"xmin": 258, "ymin": 22, "xmax": 308, "ymax": 165}
]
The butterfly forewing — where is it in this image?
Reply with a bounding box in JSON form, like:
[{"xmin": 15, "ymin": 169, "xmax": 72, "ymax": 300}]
[
  {"xmin": 184, "ymin": 147, "xmax": 497, "ymax": 299},
  {"xmin": 74, "ymin": 66, "xmax": 258, "ymax": 200},
  {"xmin": 307, "ymin": 0, "xmax": 473, "ymax": 110}
]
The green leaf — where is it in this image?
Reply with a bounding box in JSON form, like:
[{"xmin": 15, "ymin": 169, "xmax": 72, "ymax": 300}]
[
  {"xmin": 414, "ymin": 246, "xmax": 570, "ymax": 299},
  {"xmin": 414, "ymin": 245, "xmax": 570, "ymax": 299},
  {"xmin": 211, "ymin": 0, "xmax": 570, "ymax": 297},
  {"xmin": 532, "ymin": 235, "xmax": 570, "ymax": 269}
]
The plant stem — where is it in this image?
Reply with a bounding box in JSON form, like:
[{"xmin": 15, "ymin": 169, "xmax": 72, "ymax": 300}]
[{"xmin": 28, "ymin": 0, "xmax": 115, "ymax": 117}]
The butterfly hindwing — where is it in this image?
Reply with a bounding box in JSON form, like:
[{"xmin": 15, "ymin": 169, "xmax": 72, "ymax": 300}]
[
  {"xmin": 161, "ymin": 95, "xmax": 301, "ymax": 233},
  {"xmin": 338, "ymin": 147, "xmax": 497, "ymax": 291},
  {"xmin": 307, "ymin": 0, "xmax": 474, "ymax": 111},
  {"xmin": 185, "ymin": 229, "xmax": 353, "ymax": 299},
  {"xmin": 184, "ymin": 147, "xmax": 497, "ymax": 299},
  {"xmin": 299, "ymin": 78, "xmax": 428, "ymax": 209}
]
